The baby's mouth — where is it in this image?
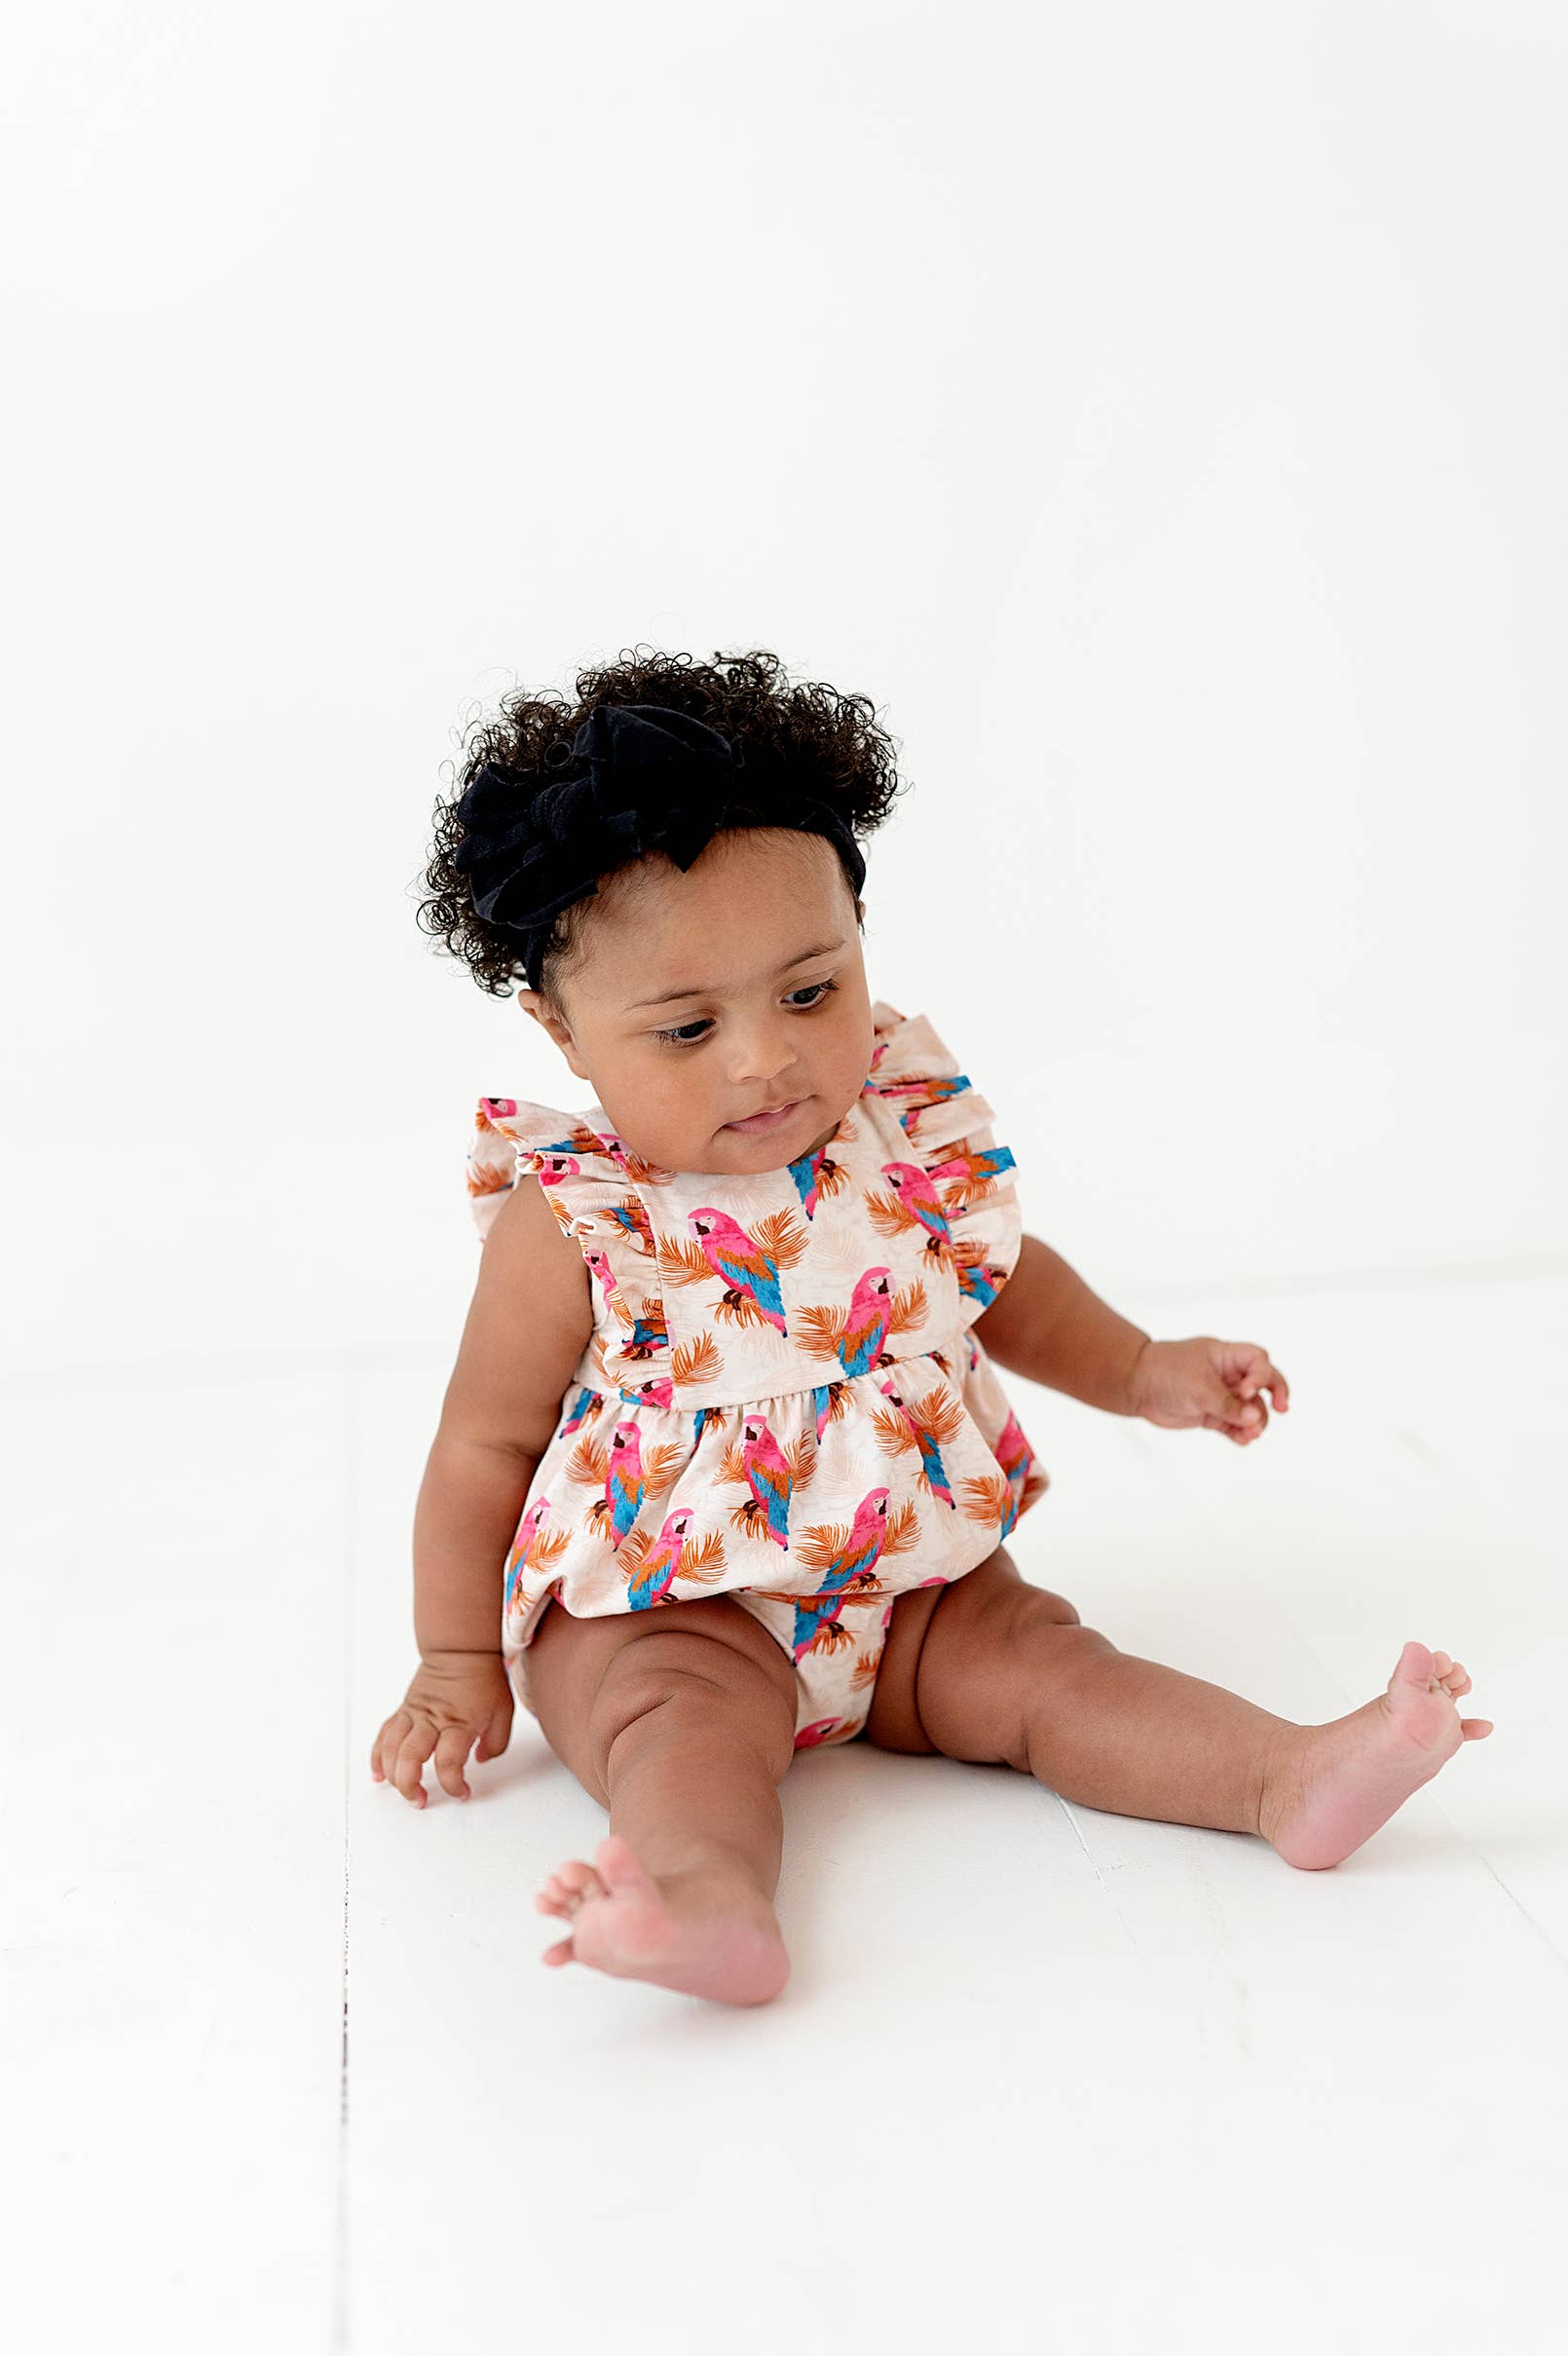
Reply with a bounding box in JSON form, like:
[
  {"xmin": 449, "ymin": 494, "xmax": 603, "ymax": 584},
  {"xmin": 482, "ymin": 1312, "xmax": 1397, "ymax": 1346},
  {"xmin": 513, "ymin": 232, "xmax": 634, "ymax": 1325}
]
[{"xmin": 725, "ymin": 1098, "xmax": 804, "ymax": 1133}]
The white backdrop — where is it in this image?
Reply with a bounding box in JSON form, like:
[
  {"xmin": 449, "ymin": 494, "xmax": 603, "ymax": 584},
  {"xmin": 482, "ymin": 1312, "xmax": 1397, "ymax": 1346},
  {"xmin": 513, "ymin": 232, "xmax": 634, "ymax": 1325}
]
[{"xmin": 4, "ymin": 0, "xmax": 1563, "ymax": 1388}]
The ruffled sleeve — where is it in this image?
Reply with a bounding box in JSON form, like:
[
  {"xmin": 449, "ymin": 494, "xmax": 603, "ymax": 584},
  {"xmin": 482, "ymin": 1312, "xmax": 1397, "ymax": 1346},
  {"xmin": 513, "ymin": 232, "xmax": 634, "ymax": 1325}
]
[
  {"xmin": 464, "ymin": 1096, "xmax": 672, "ymax": 1394},
  {"xmin": 466, "ymin": 1097, "xmax": 639, "ymax": 1246},
  {"xmin": 860, "ymin": 1002, "xmax": 1022, "ymax": 1328}
]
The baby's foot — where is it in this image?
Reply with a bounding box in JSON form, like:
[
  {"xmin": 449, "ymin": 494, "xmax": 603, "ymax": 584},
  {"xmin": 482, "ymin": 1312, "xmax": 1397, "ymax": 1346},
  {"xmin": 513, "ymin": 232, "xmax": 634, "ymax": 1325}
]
[
  {"xmin": 535, "ymin": 1833, "xmax": 790, "ymax": 2006},
  {"xmin": 1260, "ymin": 1642, "xmax": 1494, "ymax": 1871}
]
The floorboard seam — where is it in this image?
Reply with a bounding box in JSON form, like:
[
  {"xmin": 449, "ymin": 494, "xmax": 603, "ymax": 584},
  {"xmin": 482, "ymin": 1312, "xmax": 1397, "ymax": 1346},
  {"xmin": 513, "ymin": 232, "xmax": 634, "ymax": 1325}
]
[{"xmin": 333, "ymin": 1365, "xmax": 357, "ymax": 2353}]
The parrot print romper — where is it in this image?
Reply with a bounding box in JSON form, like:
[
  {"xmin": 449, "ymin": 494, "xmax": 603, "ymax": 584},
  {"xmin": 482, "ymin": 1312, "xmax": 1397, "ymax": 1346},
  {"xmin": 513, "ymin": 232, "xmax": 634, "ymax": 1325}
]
[{"xmin": 465, "ymin": 1000, "xmax": 1050, "ymax": 1750}]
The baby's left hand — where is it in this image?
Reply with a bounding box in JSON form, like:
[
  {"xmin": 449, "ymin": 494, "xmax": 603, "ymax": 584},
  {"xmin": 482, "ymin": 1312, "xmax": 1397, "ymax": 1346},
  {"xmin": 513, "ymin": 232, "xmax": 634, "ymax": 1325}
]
[{"xmin": 1128, "ymin": 1336, "xmax": 1289, "ymax": 1444}]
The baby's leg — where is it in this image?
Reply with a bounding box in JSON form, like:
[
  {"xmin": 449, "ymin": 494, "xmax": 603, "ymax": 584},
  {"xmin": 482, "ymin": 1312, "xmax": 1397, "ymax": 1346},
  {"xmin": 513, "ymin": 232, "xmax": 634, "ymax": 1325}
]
[
  {"xmin": 523, "ymin": 1592, "xmax": 799, "ymax": 2003},
  {"xmin": 869, "ymin": 1552, "xmax": 1492, "ymax": 1868}
]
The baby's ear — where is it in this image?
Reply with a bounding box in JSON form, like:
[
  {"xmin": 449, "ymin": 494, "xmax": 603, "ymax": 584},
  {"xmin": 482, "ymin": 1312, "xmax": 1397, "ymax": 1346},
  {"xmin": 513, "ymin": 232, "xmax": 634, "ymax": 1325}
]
[{"xmin": 518, "ymin": 988, "xmax": 588, "ymax": 1078}]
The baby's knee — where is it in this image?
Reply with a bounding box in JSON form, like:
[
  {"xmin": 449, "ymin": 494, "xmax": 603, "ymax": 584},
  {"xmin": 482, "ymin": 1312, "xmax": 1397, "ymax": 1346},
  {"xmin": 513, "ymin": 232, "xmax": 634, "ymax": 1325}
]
[
  {"xmin": 589, "ymin": 1618, "xmax": 797, "ymax": 1787},
  {"xmin": 1031, "ymin": 1586, "xmax": 1081, "ymax": 1627}
]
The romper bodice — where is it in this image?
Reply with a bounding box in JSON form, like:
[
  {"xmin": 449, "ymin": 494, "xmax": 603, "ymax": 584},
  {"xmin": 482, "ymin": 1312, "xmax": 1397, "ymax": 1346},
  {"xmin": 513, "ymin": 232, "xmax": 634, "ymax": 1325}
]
[{"xmin": 464, "ymin": 999, "xmax": 1050, "ymax": 1657}]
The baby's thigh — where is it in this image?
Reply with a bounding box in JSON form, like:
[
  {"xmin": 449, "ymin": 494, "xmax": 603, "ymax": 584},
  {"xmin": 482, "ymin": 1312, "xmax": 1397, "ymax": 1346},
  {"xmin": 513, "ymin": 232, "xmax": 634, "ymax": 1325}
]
[
  {"xmin": 862, "ymin": 1549, "xmax": 1084, "ymax": 1760},
  {"xmin": 525, "ymin": 1591, "xmax": 801, "ymax": 1807}
]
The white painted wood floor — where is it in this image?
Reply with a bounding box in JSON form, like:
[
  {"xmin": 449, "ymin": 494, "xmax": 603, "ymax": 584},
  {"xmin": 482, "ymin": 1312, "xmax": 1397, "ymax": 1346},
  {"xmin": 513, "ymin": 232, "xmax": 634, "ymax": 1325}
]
[{"xmin": 7, "ymin": 1270, "xmax": 1565, "ymax": 2354}]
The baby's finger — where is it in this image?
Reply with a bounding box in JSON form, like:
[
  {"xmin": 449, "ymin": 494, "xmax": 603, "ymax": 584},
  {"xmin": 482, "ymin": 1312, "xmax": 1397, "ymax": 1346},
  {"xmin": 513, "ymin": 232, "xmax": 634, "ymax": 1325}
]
[
  {"xmin": 432, "ymin": 1723, "xmax": 477, "ymax": 1801},
  {"xmin": 392, "ymin": 1722, "xmax": 437, "ymax": 1808},
  {"xmin": 370, "ymin": 1710, "xmax": 408, "ymax": 1783}
]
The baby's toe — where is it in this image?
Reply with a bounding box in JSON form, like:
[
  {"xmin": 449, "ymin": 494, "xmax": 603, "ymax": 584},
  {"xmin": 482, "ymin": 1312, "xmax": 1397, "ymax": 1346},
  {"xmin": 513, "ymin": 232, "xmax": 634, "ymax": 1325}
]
[
  {"xmin": 1432, "ymin": 1649, "xmax": 1453, "ymax": 1679},
  {"xmin": 1446, "ymin": 1664, "xmax": 1472, "ymax": 1697},
  {"xmin": 551, "ymin": 1859, "xmax": 599, "ymax": 1895}
]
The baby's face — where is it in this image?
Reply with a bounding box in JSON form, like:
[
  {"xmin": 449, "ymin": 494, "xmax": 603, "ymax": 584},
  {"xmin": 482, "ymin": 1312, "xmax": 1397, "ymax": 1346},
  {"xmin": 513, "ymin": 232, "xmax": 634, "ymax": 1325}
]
[{"xmin": 518, "ymin": 828, "xmax": 876, "ymax": 1175}]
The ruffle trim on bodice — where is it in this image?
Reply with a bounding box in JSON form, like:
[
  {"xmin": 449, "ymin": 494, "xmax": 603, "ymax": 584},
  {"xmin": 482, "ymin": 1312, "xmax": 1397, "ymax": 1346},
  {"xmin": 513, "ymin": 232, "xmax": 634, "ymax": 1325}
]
[
  {"xmin": 856, "ymin": 1002, "xmax": 1022, "ymax": 1330},
  {"xmin": 464, "ymin": 1000, "xmax": 1022, "ymax": 1401}
]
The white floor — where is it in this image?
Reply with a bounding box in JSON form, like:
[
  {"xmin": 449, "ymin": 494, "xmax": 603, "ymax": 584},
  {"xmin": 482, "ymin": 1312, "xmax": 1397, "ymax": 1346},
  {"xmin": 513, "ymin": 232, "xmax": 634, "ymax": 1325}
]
[{"xmin": 7, "ymin": 1269, "xmax": 1565, "ymax": 2354}]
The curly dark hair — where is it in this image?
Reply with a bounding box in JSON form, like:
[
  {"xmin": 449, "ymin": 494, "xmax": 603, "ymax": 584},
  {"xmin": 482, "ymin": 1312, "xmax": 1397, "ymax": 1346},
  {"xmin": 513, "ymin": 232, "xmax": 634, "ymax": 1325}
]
[{"xmin": 415, "ymin": 646, "xmax": 909, "ymax": 1007}]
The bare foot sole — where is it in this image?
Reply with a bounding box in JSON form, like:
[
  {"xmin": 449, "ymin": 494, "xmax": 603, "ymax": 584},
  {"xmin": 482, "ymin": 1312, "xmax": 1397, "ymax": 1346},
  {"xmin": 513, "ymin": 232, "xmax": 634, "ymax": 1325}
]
[
  {"xmin": 1262, "ymin": 1641, "xmax": 1494, "ymax": 1871},
  {"xmin": 535, "ymin": 1833, "xmax": 790, "ymax": 2005}
]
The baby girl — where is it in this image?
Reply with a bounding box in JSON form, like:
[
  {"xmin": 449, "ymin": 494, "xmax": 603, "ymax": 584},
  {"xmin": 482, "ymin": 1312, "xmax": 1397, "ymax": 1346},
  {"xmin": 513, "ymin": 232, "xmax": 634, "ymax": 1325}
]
[{"xmin": 370, "ymin": 649, "xmax": 1492, "ymax": 2007}]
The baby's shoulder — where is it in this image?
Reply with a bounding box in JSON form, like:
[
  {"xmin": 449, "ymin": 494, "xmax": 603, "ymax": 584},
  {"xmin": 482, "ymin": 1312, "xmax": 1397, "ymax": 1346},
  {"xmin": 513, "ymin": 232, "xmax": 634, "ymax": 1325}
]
[{"xmin": 445, "ymin": 1167, "xmax": 593, "ymax": 1458}]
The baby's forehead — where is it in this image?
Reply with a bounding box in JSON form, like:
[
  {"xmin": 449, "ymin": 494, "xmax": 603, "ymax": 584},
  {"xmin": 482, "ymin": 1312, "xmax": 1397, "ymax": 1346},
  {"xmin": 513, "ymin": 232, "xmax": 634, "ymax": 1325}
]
[{"xmin": 575, "ymin": 828, "xmax": 853, "ymax": 997}]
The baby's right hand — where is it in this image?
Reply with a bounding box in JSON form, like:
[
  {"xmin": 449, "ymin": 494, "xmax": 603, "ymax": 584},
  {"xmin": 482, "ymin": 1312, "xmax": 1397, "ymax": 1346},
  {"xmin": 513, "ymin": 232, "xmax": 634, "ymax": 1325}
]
[{"xmin": 371, "ymin": 1651, "xmax": 515, "ymax": 1807}]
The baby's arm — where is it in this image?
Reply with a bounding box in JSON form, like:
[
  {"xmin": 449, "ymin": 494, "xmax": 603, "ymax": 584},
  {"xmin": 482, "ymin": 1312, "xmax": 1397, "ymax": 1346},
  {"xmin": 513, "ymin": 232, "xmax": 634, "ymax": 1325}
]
[
  {"xmin": 370, "ymin": 1174, "xmax": 594, "ymax": 1806},
  {"xmin": 969, "ymin": 1234, "xmax": 1150, "ymax": 1416},
  {"xmin": 415, "ymin": 1172, "xmax": 594, "ymax": 1654}
]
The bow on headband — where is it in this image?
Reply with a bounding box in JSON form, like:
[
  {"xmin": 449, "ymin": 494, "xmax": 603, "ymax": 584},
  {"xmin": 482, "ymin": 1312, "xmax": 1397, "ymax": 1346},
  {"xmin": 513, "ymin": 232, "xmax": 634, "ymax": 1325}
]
[{"xmin": 451, "ymin": 701, "xmax": 866, "ymax": 991}]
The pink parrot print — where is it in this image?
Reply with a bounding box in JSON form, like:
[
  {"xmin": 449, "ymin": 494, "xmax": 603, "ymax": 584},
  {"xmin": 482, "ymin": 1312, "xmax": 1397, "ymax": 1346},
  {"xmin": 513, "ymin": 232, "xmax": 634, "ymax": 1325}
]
[
  {"xmin": 789, "ymin": 1487, "xmax": 894, "ymax": 1660},
  {"xmin": 926, "ymin": 1142, "xmax": 1017, "ymax": 1210},
  {"xmin": 879, "ymin": 1160, "xmax": 953, "ymax": 1257},
  {"xmin": 877, "ymin": 1374, "xmax": 957, "ymax": 1509},
  {"xmin": 836, "ymin": 1266, "xmax": 894, "ymax": 1376},
  {"xmin": 504, "ymin": 1494, "xmax": 550, "ymax": 1609},
  {"xmin": 738, "ymin": 1414, "xmax": 794, "ymax": 1548},
  {"xmin": 990, "ymin": 1406, "xmax": 1046, "ymax": 1536},
  {"xmin": 688, "ymin": 1207, "xmax": 789, "ymax": 1333},
  {"xmin": 599, "ymin": 1421, "xmax": 648, "ymax": 1550},
  {"xmin": 582, "ymin": 1246, "xmax": 622, "ymax": 1311},
  {"xmin": 626, "ymin": 1508, "xmax": 693, "ymax": 1609}
]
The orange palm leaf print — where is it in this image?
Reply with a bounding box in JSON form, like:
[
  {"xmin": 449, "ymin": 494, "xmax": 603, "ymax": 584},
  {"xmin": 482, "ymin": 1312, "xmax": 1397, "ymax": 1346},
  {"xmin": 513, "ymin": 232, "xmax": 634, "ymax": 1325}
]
[
  {"xmin": 871, "ymin": 1402, "xmax": 917, "ymax": 1456},
  {"xmin": 669, "ymin": 1528, "xmax": 728, "ymax": 1586},
  {"xmin": 751, "ymin": 1207, "xmax": 808, "ymax": 1270},
  {"xmin": 615, "ymin": 1524, "xmax": 653, "ymax": 1578},
  {"xmin": 527, "ymin": 1521, "xmax": 570, "ymax": 1571},
  {"xmin": 468, "ymin": 1161, "xmax": 512, "ymax": 1206},
  {"xmin": 790, "ymin": 1302, "xmax": 849, "ymax": 1361},
  {"xmin": 885, "ymin": 1276, "xmax": 929, "ymax": 1337},
  {"xmin": 656, "ymin": 1234, "xmax": 717, "ymax": 1288},
  {"xmin": 564, "ymin": 1432, "xmax": 609, "ymax": 1485},
  {"xmin": 960, "ymin": 1468, "xmax": 1015, "ymax": 1524},
  {"xmin": 849, "ymin": 1650, "xmax": 880, "ymax": 1691},
  {"xmin": 639, "ymin": 1440, "xmax": 690, "ymax": 1497},
  {"xmin": 789, "ymin": 1516, "xmax": 858, "ymax": 1575},
  {"xmin": 910, "ymin": 1385, "xmax": 966, "ymax": 1446},
  {"xmin": 671, "ymin": 1330, "xmax": 723, "ymax": 1387},
  {"xmin": 784, "ymin": 1434, "xmax": 816, "ymax": 1480},
  {"xmin": 875, "ymin": 1499, "xmax": 921, "ymax": 1558},
  {"xmin": 864, "ymin": 1188, "xmax": 924, "ymax": 1243}
]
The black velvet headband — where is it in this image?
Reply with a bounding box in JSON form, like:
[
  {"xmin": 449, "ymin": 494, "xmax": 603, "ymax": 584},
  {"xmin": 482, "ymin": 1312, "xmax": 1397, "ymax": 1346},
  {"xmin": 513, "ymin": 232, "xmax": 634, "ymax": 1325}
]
[{"xmin": 451, "ymin": 701, "xmax": 867, "ymax": 992}]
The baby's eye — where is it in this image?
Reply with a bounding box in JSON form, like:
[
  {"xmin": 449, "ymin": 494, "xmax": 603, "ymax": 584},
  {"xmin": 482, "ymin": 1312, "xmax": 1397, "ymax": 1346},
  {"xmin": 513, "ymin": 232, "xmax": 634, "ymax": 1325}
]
[{"xmin": 652, "ymin": 978, "xmax": 836, "ymax": 1049}]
